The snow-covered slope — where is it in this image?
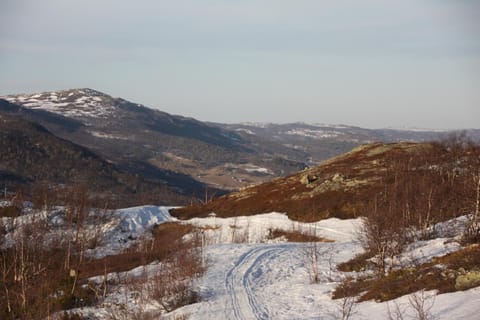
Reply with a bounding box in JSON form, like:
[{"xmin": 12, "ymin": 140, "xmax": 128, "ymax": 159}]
[
  {"xmin": 3, "ymin": 205, "xmax": 480, "ymax": 319},
  {"xmin": 176, "ymin": 243, "xmax": 479, "ymax": 320},
  {"xmin": 6, "ymin": 204, "xmax": 473, "ymax": 319},
  {"xmin": 2, "ymin": 88, "xmax": 126, "ymax": 119},
  {"xmin": 168, "ymin": 214, "xmax": 479, "ymax": 320}
]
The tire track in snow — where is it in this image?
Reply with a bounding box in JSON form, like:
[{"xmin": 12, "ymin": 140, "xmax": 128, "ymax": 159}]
[{"xmin": 225, "ymin": 245, "xmax": 289, "ymax": 320}]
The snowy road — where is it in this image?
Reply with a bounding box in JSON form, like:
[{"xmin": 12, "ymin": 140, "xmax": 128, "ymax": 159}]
[{"xmin": 225, "ymin": 245, "xmax": 289, "ymax": 320}]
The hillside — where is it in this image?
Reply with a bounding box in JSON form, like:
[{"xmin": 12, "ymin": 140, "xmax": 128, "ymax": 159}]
[
  {"xmin": 172, "ymin": 140, "xmax": 479, "ymax": 222},
  {"xmin": 0, "ymin": 90, "xmax": 307, "ymax": 191},
  {"xmin": 0, "ymin": 113, "xmax": 193, "ymax": 206},
  {"xmin": 1, "ymin": 133, "xmax": 479, "ymax": 319},
  {"xmin": 5, "ymin": 89, "xmax": 478, "ymax": 193}
]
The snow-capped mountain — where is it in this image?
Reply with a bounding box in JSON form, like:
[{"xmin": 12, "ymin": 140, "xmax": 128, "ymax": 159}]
[
  {"xmin": 4, "ymin": 88, "xmax": 119, "ymax": 120},
  {"xmin": 0, "ymin": 89, "xmax": 307, "ymax": 192}
]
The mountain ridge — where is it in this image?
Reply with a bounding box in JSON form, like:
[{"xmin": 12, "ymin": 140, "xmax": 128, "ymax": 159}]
[
  {"xmin": 1, "ymin": 89, "xmax": 308, "ymax": 191},
  {"xmin": 2, "ymin": 88, "xmax": 479, "ymax": 194}
]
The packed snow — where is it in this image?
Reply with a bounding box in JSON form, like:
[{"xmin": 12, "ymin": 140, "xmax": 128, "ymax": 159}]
[{"xmin": 2, "ymin": 205, "xmax": 479, "ymax": 319}]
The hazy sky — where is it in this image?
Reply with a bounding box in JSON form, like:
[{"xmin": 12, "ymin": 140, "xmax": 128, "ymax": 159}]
[{"xmin": 1, "ymin": 0, "xmax": 479, "ymax": 129}]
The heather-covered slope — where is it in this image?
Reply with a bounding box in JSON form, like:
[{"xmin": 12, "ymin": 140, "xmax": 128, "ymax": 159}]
[{"xmin": 172, "ymin": 141, "xmax": 478, "ymax": 221}]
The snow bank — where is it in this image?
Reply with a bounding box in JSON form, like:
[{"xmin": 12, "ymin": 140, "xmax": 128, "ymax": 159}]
[
  {"xmin": 89, "ymin": 206, "xmax": 176, "ymax": 258},
  {"xmin": 117, "ymin": 205, "xmax": 176, "ymax": 234},
  {"xmin": 187, "ymin": 212, "xmax": 362, "ymax": 245}
]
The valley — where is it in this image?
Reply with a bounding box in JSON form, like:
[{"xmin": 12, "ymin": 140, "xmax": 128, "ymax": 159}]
[
  {"xmin": 4, "ymin": 89, "xmax": 478, "ymax": 196},
  {"xmin": 0, "ymin": 88, "xmax": 479, "ymax": 319}
]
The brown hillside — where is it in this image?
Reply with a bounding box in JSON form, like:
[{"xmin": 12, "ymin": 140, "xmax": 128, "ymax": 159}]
[
  {"xmin": 171, "ymin": 141, "xmax": 474, "ymax": 222},
  {"xmin": 0, "ymin": 113, "xmax": 193, "ymax": 207}
]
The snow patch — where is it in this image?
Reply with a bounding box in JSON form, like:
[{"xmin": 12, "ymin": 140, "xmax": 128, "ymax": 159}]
[
  {"xmin": 89, "ymin": 131, "xmax": 130, "ymax": 140},
  {"xmin": 1, "ymin": 89, "xmax": 121, "ymax": 119}
]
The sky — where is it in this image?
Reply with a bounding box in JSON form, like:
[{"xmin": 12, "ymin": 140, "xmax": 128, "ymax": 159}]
[{"xmin": 0, "ymin": 0, "xmax": 479, "ymax": 129}]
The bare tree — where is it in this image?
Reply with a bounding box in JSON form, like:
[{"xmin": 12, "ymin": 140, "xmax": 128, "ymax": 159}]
[
  {"xmin": 336, "ymin": 295, "xmax": 357, "ymax": 320},
  {"xmin": 387, "ymin": 301, "xmax": 406, "ymax": 320},
  {"xmin": 360, "ymin": 193, "xmax": 407, "ymax": 274},
  {"xmin": 408, "ymin": 290, "xmax": 436, "ymax": 320},
  {"xmin": 464, "ymin": 146, "xmax": 480, "ymax": 242},
  {"xmin": 303, "ymin": 225, "xmax": 321, "ymax": 283}
]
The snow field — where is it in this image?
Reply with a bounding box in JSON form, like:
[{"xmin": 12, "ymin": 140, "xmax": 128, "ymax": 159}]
[{"xmin": 3, "ymin": 205, "xmax": 480, "ymax": 319}]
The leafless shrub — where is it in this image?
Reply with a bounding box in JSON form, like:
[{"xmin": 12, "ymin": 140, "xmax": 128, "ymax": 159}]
[
  {"xmin": 145, "ymin": 227, "xmax": 204, "ymax": 313},
  {"xmin": 408, "ymin": 290, "xmax": 436, "ymax": 320},
  {"xmin": 359, "ymin": 202, "xmax": 407, "ymax": 275},
  {"xmin": 162, "ymin": 313, "xmax": 190, "ymax": 320},
  {"xmin": 229, "ymin": 216, "xmax": 250, "ymax": 243},
  {"xmin": 148, "ymin": 263, "xmax": 199, "ymax": 313},
  {"xmin": 335, "ymin": 294, "xmax": 358, "ymax": 320},
  {"xmin": 326, "ymin": 245, "xmax": 336, "ymax": 281},
  {"xmin": 305, "ymin": 240, "xmax": 320, "ymax": 283},
  {"xmin": 302, "ymin": 225, "xmax": 322, "ymax": 283},
  {"xmin": 386, "ymin": 300, "xmax": 406, "ymax": 320}
]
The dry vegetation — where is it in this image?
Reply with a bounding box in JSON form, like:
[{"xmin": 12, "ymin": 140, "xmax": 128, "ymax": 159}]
[
  {"xmin": 267, "ymin": 228, "xmax": 332, "ymax": 243},
  {"xmin": 334, "ymin": 134, "xmax": 480, "ymax": 302},
  {"xmin": 170, "ymin": 136, "xmax": 480, "ymax": 307},
  {"xmin": 171, "ymin": 142, "xmax": 436, "ymax": 221},
  {"xmin": 2, "ymin": 135, "xmax": 478, "ymax": 318},
  {"xmin": 191, "ymin": 139, "xmax": 474, "ymax": 225},
  {"xmin": 0, "ymin": 186, "xmax": 204, "ymax": 319}
]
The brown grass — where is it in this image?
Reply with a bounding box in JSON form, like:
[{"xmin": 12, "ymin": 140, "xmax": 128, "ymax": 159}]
[
  {"xmin": 267, "ymin": 228, "xmax": 332, "ymax": 243},
  {"xmin": 337, "ymin": 251, "xmax": 376, "ymax": 272}
]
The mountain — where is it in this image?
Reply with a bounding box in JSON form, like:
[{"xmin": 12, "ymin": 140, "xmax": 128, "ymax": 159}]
[
  {"xmin": 1, "ymin": 89, "xmax": 307, "ymax": 191},
  {"xmin": 171, "ymin": 140, "xmax": 479, "ymax": 221},
  {"xmin": 2, "ymin": 89, "xmax": 478, "ymax": 195},
  {"xmin": 219, "ymin": 122, "xmax": 480, "ymax": 164},
  {"xmin": 0, "ymin": 112, "xmax": 193, "ymax": 207}
]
